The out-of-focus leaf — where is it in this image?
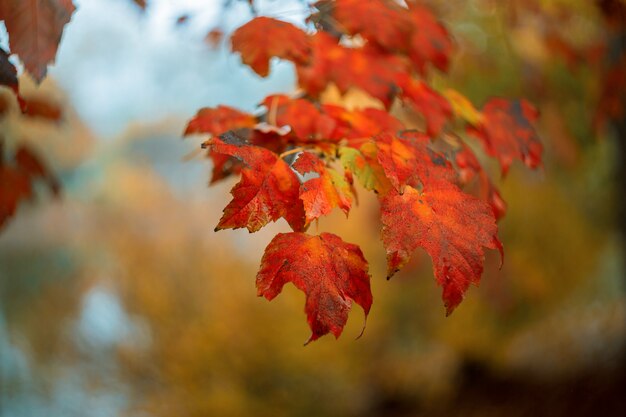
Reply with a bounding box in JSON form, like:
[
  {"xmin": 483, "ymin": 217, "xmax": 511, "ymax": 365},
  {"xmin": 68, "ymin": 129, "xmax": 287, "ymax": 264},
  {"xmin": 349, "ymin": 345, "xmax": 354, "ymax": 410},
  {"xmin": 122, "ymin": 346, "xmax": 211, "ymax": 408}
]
[
  {"xmin": 468, "ymin": 98, "xmax": 543, "ymax": 176},
  {"xmin": 231, "ymin": 17, "xmax": 311, "ymax": 77},
  {"xmin": 0, "ymin": 0, "xmax": 76, "ymax": 83},
  {"xmin": 0, "ymin": 48, "xmax": 18, "ymax": 94}
]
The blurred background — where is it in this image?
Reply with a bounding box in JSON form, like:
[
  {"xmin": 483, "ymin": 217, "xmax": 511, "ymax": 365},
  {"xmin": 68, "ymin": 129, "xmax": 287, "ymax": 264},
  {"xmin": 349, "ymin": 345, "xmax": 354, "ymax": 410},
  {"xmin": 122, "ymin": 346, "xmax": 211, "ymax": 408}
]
[{"xmin": 0, "ymin": 0, "xmax": 625, "ymax": 416}]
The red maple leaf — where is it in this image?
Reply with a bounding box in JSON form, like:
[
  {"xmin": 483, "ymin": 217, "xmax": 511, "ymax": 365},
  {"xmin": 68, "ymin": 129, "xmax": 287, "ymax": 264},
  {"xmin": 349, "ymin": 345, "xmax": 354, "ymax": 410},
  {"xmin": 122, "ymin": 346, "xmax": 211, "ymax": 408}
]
[
  {"xmin": 381, "ymin": 182, "xmax": 502, "ymax": 314},
  {"xmin": 323, "ymin": 105, "xmax": 405, "ymax": 147},
  {"xmin": 407, "ymin": 3, "xmax": 454, "ymax": 74},
  {"xmin": 327, "ymin": 0, "xmax": 413, "ymax": 52},
  {"xmin": 313, "ymin": 1, "xmax": 453, "ymax": 75},
  {"xmin": 296, "ymin": 32, "xmax": 408, "ymax": 108},
  {"xmin": 209, "ymin": 134, "xmax": 305, "ymax": 232},
  {"xmin": 400, "ymin": 77, "xmax": 453, "ymax": 136},
  {"xmin": 468, "ymin": 98, "xmax": 543, "ymax": 176},
  {"xmin": 184, "ymin": 105, "xmax": 256, "ymax": 136},
  {"xmin": 231, "ymin": 16, "xmax": 311, "ymax": 77},
  {"xmin": 293, "ymin": 151, "xmax": 352, "ymax": 224},
  {"xmin": 257, "ymin": 232, "xmax": 372, "ymax": 344},
  {"xmin": 184, "ymin": 106, "xmax": 258, "ymax": 183},
  {"xmin": 0, "ymin": 0, "xmax": 76, "ymax": 83}
]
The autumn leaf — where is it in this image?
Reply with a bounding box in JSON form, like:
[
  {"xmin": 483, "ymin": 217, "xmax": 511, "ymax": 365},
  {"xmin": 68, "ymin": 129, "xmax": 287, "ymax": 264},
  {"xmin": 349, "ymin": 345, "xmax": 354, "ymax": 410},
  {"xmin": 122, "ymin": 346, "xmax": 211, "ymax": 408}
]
[
  {"xmin": 323, "ymin": 105, "xmax": 405, "ymax": 147},
  {"xmin": 468, "ymin": 98, "xmax": 543, "ymax": 176},
  {"xmin": 261, "ymin": 95, "xmax": 336, "ymax": 143},
  {"xmin": 131, "ymin": 0, "xmax": 146, "ymax": 9},
  {"xmin": 205, "ymin": 28, "xmax": 223, "ymax": 49},
  {"xmin": 0, "ymin": 145, "xmax": 60, "ymax": 229},
  {"xmin": 339, "ymin": 144, "xmax": 391, "ymax": 195},
  {"xmin": 400, "ymin": 77, "xmax": 453, "ymax": 136},
  {"xmin": 407, "ymin": 3, "xmax": 454, "ymax": 74},
  {"xmin": 381, "ymin": 182, "xmax": 502, "ymax": 314},
  {"xmin": 231, "ymin": 16, "xmax": 311, "ymax": 77},
  {"xmin": 455, "ymin": 143, "xmax": 507, "ymax": 220},
  {"xmin": 21, "ymin": 96, "xmax": 63, "ymax": 122},
  {"xmin": 314, "ymin": 0, "xmax": 453, "ymax": 76},
  {"xmin": 257, "ymin": 232, "xmax": 372, "ymax": 344},
  {"xmin": 203, "ymin": 129, "xmax": 288, "ymax": 184},
  {"xmin": 176, "ymin": 15, "xmax": 189, "ymax": 26},
  {"xmin": 293, "ymin": 152, "xmax": 351, "ymax": 224},
  {"xmin": 326, "ymin": 0, "xmax": 413, "ymax": 52},
  {"xmin": 375, "ymin": 132, "xmax": 456, "ymax": 193},
  {"xmin": 184, "ymin": 105, "xmax": 256, "ymax": 137},
  {"xmin": 444, "ymin": 89, "xmax": 483, "ymax": 126},
  {"xmin": 208, "ymin": 134, "xmax": 305, "ymax": 232},
  {"xmin": 14, "ymin": 146, "xmax": 60, "ymax": 194},
  {"xmin": 0, "ymin": 48, "xmax": 18, "ymax": 94},
  {"xmin": 0, "ymin": 0, "xmax": 76, "ymax": 83},
  {"xmin": 296, "ymin": 32, "xmax": 408, "ymax": 108},
  {"xmin": 184, "ymin": 106, "xmax": 258, "ymax": 183},
  {"xmin": 0, "ymin": 163, "xmax": 32, "ymax": 229}
]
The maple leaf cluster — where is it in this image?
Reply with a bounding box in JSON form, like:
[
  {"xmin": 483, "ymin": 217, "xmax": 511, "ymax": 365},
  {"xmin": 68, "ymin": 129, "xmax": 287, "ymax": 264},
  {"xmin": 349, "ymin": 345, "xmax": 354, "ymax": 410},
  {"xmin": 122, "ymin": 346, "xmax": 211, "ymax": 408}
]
[
  {"xmin": 184, "ymin": 0, "xmax": 543, "ymax": 344},
  {"xmin": 0, "ymin": 1, "xmax": 70, "ymax": 229}
]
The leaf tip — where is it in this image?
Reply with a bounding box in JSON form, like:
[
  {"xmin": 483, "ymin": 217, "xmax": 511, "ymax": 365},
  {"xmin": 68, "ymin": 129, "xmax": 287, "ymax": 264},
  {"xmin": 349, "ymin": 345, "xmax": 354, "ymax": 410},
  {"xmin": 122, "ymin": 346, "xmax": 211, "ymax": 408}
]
[
  {"xmin": 445, "ymin": 304, "xmax": 456, "ymax": 317},
  {"xmin": 355, "ymin": 314, "xmax": 368, "ymax": 341},
  {"xmin": 494, "ymin": 237, "xmax": 504, "ymax": 269},
  {"xmin": 303, "ymin": 334, "xmax": 316, "ymax": 346}
]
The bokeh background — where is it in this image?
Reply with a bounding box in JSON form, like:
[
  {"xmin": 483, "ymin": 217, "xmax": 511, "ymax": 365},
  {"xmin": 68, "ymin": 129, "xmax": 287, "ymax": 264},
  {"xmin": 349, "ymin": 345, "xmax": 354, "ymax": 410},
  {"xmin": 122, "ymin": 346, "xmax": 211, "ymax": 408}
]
[{"xmin": 1, "ymin": 0, "xmax": 625, "ymax": 416}]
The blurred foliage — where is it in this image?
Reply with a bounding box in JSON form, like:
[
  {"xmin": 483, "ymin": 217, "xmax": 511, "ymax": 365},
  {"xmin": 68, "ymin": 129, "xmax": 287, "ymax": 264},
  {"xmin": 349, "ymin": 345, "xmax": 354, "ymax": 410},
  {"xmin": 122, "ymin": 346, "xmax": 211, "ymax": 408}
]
[{"xmin": 1, "ymin": 1, "xmax": 625, "ymax": 416}]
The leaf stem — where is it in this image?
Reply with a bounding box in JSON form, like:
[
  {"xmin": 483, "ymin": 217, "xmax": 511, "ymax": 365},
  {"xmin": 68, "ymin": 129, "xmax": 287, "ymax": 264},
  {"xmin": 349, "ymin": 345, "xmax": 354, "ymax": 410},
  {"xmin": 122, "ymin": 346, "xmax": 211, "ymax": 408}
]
[{"xmin": 279, "ymin": 147, "xmax": 304, "ymax": 159}]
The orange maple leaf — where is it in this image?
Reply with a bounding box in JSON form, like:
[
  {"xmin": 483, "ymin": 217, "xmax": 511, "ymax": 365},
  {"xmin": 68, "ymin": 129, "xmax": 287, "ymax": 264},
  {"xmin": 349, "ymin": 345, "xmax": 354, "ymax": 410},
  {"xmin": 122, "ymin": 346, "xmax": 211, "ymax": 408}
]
[
  {"xmin": 257, "ymin": 232, "xmax": 372, "ymax": 344},
  {"xmin": 293, "ymin": 151, "xmax": 352, "ymax": 224},
  {"xmin": 231, "ymin": 16, "xmax": 311, "ymax": 77}
]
